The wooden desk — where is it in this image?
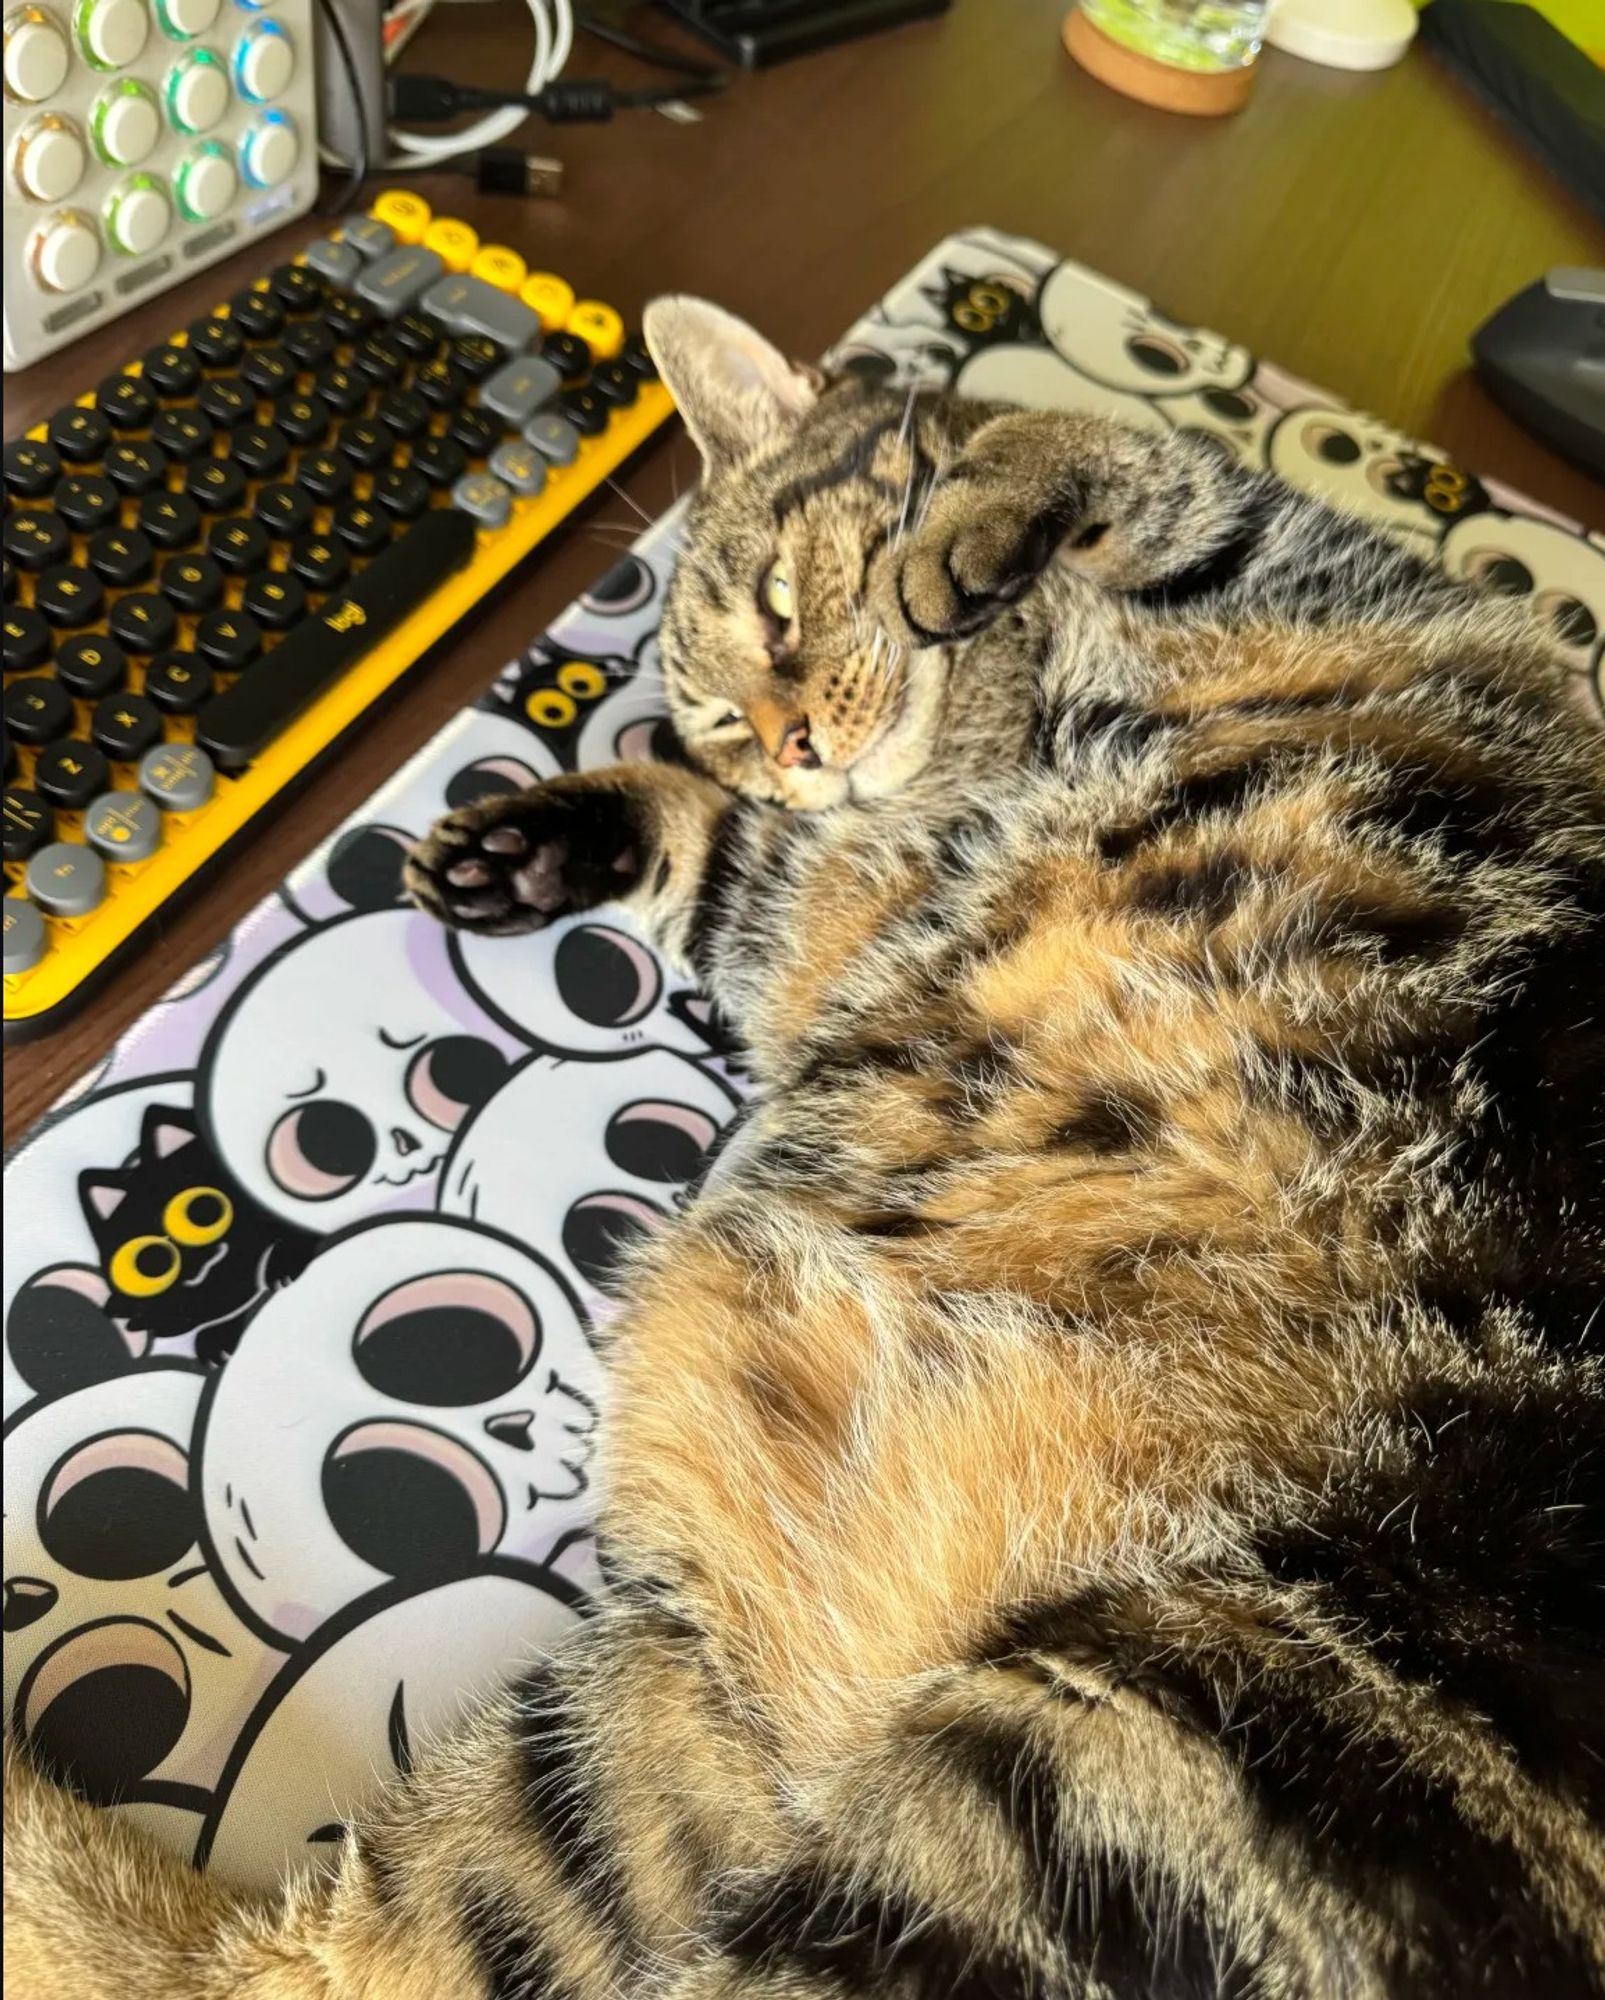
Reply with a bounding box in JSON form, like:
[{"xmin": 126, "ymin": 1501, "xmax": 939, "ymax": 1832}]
[{"xmin": 5, "ymin": 0, "xmax": 1602, "ymax": 1141}]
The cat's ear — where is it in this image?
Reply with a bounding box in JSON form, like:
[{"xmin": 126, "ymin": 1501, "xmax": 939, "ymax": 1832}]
[
  {"xmin": 140, "ymin": 1104, "xmax": 198, "ymax": 1159},
  {"xmin": 643, "ymin": 298, "xmax": 821, "ymax": 469},
  {"xmin": 80, "ymin": 1172, "xmax": 128, "ymax": 1222}
]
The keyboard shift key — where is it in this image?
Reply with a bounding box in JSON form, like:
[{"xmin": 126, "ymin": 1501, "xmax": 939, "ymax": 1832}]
[
  {"xmin": 35, "ymin": 740, "xmax": 109, "ymax": 809},
  {"xmin": 3, "ymin": 896, "xmax": 46, "ymax": 976},
  {"xmin": 27, "ymin": 840, "xmax": 105, "ymax": 918},
  {"xmin": 140, "ymin": 740, "xmax": 215, "ymax": 812},
  {"xmin": 93, "ymin": 693, "xmax": 162, "ymax": 762},
  {"xmin": 420, "ymin": 271, "xmax": 538, "ymax": 352},
  {"xmin": 3, "ymin": 787, "xmax": 52, "ymax": 863},
  {"xmin": 86, "ymin": 788, "xmax": 162, "ymax": 862}
]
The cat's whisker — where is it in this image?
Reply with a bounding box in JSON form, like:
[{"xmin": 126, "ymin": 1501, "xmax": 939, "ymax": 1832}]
[{"xmin": 605, "ymin": 478, "xmax": 655, "ymax": 530}]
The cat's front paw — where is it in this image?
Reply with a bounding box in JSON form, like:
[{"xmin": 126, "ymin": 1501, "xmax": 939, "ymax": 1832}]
[
  {"xmin": 893, "ymin": 485, "xmax": 1063, "ymax": 645},
  {"xmin": 405, "ymin": 784, "xmax": 644, "ymax": 936}
]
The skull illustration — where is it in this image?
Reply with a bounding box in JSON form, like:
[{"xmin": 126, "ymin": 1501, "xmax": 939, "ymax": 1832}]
[
  {"xmin": 955, "ymin": 341, "xmax": 1169, "ymax": 430},
  {"xmin": 436, "ymin": 1048, "xmax": 742, "ymax": 1302},
  {"xmin": 1034, "ymin": 263, "xmax": 1254, "ymax": 399},
  {"xmin": 1266, "ymin": 404, "xmax": 1482, "ymax": 554},
  {"xmin": 3, "ymin": 1367, "xmax": 282, "ymax": 1864},
  {"xmin": 200, "ymin": 909, "xmax": 528, "ymax": 1235},
  {"xmin": 1439, "ymin": 512, "xmax": 1605, "ymax": 698},
  {"xmin": 1158, "ymin": 383, "xmax": 1282, "ymax": 470},
  {"xmin": 198, "ymin": 1565, "xmax": 586, "ymax": 1890},
  {"xmin": 197, "ymin": 1215, "xmax": 603, "ymax": 1643}
]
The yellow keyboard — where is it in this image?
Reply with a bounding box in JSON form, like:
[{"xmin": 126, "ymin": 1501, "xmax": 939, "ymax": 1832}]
[{"xmin": 2, "ymin": 188, "xmax": 673, "ymax": 1037}]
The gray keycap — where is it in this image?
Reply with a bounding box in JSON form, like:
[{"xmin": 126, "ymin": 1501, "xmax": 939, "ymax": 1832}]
[
  {"xmin": 451, "ymin": 473, "xmax": 512, "ymax": 530},
  {"xmin": 355, "ymin": 246, "xmax": 446, "ymax": 318},
  {"xmin": 26, "ymin": 842, "xmax": 105, "ymax": 918},
  {"xmin": 523, "ymin": 413, "xmax": 582, "ymax": 465},
  {"xmin": 339, "ymin": 215, "xmax": 395, "ymax": 260},
  {"xmin": 3, "ymin": 896, "xmax": 45, "ymax": 976},
  {"xmin": 489, "ymin": 438, "xmax": 548, "ymax": 497},
  {"xmin": 86, "ymin": 789, "xmax": 162, "ymax": 862},
  {"xmin": 420, "ymin": 273, "xmax": 538, "ymax": 352},
  {"xmin": 140, "ymin": 742, "xmax": 215, "ymax": 813},
  {"xmin": 478, "ymin": 355, "xmax": 562, "ymax": 429},
  {"xmin": 304, "ymin": 236, "xmax": 363, "ymax": 287}
]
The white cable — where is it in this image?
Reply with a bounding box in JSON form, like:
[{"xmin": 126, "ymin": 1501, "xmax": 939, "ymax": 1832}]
[{"xmin": 320, "ymin": 0, "xmax": 573, "ymax": 175}]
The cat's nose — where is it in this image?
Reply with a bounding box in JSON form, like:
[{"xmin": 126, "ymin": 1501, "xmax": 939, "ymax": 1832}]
[
  {"xmin": 776, "ymin": 717, "xmax": 820, "ymax": 770},
  {"xmin": 484, "ymin": 1410, "xmax": 535, "ymax": 1451},
  {"xmin": 392, "ymin": 1127, "xmax": 421, "ymax": 1156}
]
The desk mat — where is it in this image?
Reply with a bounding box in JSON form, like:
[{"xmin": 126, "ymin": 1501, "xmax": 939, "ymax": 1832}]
[{"xmin": 5, "ymin": 230, "xmax": 1602, "ymax": 1893}]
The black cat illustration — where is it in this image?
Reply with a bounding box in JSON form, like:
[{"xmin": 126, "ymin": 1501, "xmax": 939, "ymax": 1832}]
[{"xmin": 77, "ymin": 1106, "xmax": 312, "ymax": 1363}]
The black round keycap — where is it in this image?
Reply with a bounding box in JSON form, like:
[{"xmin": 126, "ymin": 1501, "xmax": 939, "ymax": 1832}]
[
  {"xmin": 274, "ymin": 391, "xmax": 329, "ymax": 447},
  {"xmin": 5, "ymin": 678, "xmax": 72, "ymax": 745},
  {"xmin": 96, "ymin": 372, "xmax": 156, "ymax": 428},
  {"xmin": 160, "ymin": 553, "xmax": 225, "ymax": 614},
  {"xmin": 282, "ymin": 319, "xmax": 335, "ymax": 369},
  {"xmin": 142, "ymin": 342, "xmax": 201, "ymax": 397},
  {"xmin": 330, "ymin": 499, "xmax": 390, "ymax": 555},
  {"xmin": 108, "ymin": 591, "xmax": 177, "ymax": 653},
  {"xmin": 208, "ymin": 516, "xmax": 270, "ymax": 574},
  {"xmin": 35, "ymin": 738, "xmax": 109, "ymax": 808},
  {"xmin": 542, "ymin": 332, "xmax": 590, "ymax": 381},
  {"xmin": 92, "ymin": 692, "xmax": 162, "ymax": 761},
  {"xmin": 589, "ymin": 360, "xmax": 638, "ymax": 408},
  {"xmin": 408, "ymin": 435, "xmax": 467, "ymax": 487},
  {"xmin": 561, "ymin": 387, "xmax": 609, "ymax": 437},
  {"xmin": 2, "ymin": 787, "xmax": 52, "ymax": 863},
  {"xmin": 36, "ymin": 564, "xmax": 105, "ymax": 628},
  {"xmin": 5, "ymin": 509, "xmax": 70, "ymax": 571},
  {"xmin": 87, "ymin": 527, "xmax": 153, "ymax": 588},
  {"xmin": 354, "ymin": 336, "xmax": 404, "ymax": 387},
  {"xmin": 376, "ymin": 389, "xmax": 428, "ymax": 440},
  {"xmin": 314, "ymin": 364, "xmax": 368, "ymax": 416},
  {"xmin": 138, "ymin": 491, "xmax": 201, "ymax": 550},
  {"xmin": 105, "ymin": 440, "xmax": 168, "ymax": 496},
  {"xmin": 449, "ymin": 407, "xmax": 499, "ymax": 458},
  {"xmin": 270, "ymin": 263, "xmax": 324, "ymax": 313},
  {"xmin": 198, "ymin": 375, "xmax": 255, "ymax": 426},
  {"xmin": 371, "ymin": 465, "xmax": 429, "ymax": 520},
  {"xmin": 241, "ymin": 569, "xmax": 306, "ymax": 628},
  {"xmin": 195, "ymin": 607, "xmax": 263, "ymax": 672},
  {"xmin": 451, "ymin": 335, "xmax": 501, "ymax": 382},
  {"xmin": 230, "ymin": 287, "xmax": 283, "ymax": 340},
  {"xmin": 187, "ymin": 458, "xmax": 247, "ymax": 514},
  {"xmin": 323, "ymin": 293, "xmax": 373, "ymax": 340},
  {"xmin": 150, "ymin": 409, "xmax": 214, "ymax": 462},
  {"xmin": 620, "ymin": 332, "xmax": 657, "ymax": 379},
  {"xmin": 390, "ymin": 313, "xmax": 439, "ymax": 359},
  {"xmin": 188, "ymin": 314, "xmax": 243, "ymax": 367},
  {"xmin": 3, "ymin": 557, "xmax": 16, "ymax": 602},
  {"xmin": 232, "ymin": 425, "xmax": 291, "ymax": 480},
  {"xmin": 55, "ymin": 633, "xmax": 127, "ymax": 698},
  {"xmin": 295, "ymin": 450, "xmax": 352, "ymax": 503},
  {"xmin": 289, "ymin": 534, "xmax": 349, "ymax": 591},
  {"xmin": 334, "ymin": 417, "xmax": 393, "ymax": 470},
  {"xmin": 4, "ymin": 439, "xmax": 61, "ymax": 497},
  {"xmin": 254, "ymin": 482, "xmax": 314, "ymax": 537},
  {"xmin": 2, "ymin": 606, "xmax": 50, "ymax": 674},
  {"xmin": 48, "ymin": 405, "xmax": 111, "ymax": 461},
  {"xmin": 241, "ymin": 346, "xmax": 295, "ymax": 397},
  {"xmin": 52, "ymin": 473, "xmax": 119, "ymax": 533},
  {"xmin": 144, "ymin": 650, "xmax": 214, "ymax": 713},
  {"xmin": 414, "ymin": 359, "xmax": 465, "ymax": 410}
]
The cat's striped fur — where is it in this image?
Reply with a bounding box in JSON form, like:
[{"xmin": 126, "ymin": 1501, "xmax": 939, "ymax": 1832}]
[{"xmin": 7, "ymin": 299, "xmax": 1604, "ymax": 2000}]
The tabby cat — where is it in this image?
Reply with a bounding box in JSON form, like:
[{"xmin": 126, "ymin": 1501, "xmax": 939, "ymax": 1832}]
[{"xmin": 7, "ymin": 299, "xmax": 1605, "ymax": 2000}]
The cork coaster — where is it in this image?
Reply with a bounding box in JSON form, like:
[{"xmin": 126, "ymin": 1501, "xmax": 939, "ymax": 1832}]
[{"xmin": 1062, "ymin": 6, "xmax": 1258, "ymax": 114}]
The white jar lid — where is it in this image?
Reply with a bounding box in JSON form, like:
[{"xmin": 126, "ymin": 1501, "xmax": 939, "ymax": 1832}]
[{"xmin": 1265, "ymin": 0, "xmax": 1417, "ymax": 70}]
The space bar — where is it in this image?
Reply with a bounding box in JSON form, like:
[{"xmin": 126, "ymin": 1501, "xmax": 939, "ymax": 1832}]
[{"xmin": 197, "ymin": 508, "xmax": 479, "ymax": 773}]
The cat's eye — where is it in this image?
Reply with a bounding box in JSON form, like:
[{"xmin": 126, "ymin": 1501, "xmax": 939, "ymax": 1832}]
[
  {"xmin": 109, "ymin": 1235, "xmax": 181, "ymax": 1299},
  {"xmin": 164, "ymin": 1186, "xmax": 233, "ymax": 1247},
  {"xmin": 712, "ymin": 709, "xmax": 746, "ymax": 731},
  {"xmin": 761, "ymin": 561, "xmax": 794, "ymax": 623}
]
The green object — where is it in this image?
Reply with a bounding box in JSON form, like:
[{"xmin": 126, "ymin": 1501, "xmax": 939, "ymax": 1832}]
[{"xmin": 1079, "ymin": 0, "xmax": 1270, "ymax": 68}]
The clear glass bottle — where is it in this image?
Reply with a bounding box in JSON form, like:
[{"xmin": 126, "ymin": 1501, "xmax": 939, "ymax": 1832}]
[{"xmin": 1079, "ymin": 0, "xmax": 1270, "ymax": 70}]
